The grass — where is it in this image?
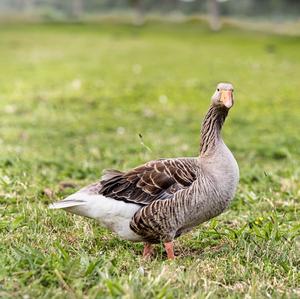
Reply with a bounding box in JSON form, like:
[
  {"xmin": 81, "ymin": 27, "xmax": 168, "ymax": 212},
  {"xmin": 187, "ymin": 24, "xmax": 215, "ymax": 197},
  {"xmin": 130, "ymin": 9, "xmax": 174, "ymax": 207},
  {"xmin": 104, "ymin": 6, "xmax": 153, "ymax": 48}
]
[{"xmin": 0, "ymin": 22, "xmax": 299, "ymax": 298}]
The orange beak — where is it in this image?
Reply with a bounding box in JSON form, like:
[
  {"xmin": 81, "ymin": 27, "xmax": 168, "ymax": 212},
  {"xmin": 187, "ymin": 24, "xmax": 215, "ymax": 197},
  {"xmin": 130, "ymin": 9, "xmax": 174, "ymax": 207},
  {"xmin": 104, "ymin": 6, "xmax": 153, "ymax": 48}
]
[{"xmin": 220, "ymin": 90, "xmax": 233, "ymax": 108}]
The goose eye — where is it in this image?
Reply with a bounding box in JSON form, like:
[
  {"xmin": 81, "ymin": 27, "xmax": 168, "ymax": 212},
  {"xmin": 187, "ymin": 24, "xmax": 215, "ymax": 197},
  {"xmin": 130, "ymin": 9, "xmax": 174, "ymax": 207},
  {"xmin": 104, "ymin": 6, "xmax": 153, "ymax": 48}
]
[{"xmin": 217, "ymin": 88, "xmax": 220, "ymax": 91}]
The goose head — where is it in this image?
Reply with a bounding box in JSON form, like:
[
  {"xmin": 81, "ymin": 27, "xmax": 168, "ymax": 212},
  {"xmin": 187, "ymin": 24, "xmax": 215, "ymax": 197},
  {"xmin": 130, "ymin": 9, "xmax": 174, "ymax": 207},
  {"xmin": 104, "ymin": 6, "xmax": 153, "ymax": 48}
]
[{"xmin": 211, "ymin": 82, "xmax": 234, "ymax": 109}]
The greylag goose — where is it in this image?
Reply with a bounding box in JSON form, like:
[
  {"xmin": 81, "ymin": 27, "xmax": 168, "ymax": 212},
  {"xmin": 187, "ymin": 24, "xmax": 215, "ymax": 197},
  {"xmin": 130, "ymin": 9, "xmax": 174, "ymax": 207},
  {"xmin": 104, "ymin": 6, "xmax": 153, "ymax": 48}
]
[{"xmin": 49, "ymin": 82, "xmax": 239, "ymax": 259}]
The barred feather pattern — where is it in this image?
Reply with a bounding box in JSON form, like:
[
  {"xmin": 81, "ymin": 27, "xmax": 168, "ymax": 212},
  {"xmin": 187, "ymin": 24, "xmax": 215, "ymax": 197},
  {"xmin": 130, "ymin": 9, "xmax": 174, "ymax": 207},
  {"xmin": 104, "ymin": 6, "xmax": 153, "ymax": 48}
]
[{"xmin": 129, "ymin": 165, "xmax": 233, "ymax": 243}]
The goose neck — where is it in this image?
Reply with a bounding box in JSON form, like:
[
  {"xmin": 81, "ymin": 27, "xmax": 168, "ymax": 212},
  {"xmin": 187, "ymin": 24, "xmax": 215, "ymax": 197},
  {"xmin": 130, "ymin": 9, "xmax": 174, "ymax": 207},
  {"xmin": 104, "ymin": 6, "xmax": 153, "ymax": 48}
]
[{"xmin": 199, "ymin": 105, "xmax": 228, "ymax": 156}]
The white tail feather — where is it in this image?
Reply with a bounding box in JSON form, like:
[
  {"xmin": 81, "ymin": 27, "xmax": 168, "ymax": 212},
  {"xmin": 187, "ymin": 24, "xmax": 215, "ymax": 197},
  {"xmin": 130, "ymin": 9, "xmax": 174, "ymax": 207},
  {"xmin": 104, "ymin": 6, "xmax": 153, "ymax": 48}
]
[
  {"xmin": 48, "ymin": 199, "xmax": 86, "ymax": 209},
  {"xmin": 48, "ymin": 191, "xmax": 142, "ymax": 241}
]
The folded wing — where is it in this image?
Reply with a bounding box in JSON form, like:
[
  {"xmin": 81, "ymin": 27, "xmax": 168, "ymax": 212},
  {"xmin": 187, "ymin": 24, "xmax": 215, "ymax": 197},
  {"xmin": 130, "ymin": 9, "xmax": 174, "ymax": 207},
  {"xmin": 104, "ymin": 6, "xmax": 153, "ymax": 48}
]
[{"xmin": 98, "ymin": 158, "xmax": 198, "ymax": 205}]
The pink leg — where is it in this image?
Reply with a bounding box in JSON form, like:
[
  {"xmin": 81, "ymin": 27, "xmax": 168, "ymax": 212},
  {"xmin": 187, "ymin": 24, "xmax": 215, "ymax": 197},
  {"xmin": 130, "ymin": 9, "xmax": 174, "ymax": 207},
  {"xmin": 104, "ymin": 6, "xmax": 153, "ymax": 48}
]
[
  {"xmin": 164, "ymin": 241, "xmax": 175, "ymax": 260},
  {"xmin": 143, "ymin": 243, "xmax": 154, "ymax": 258}
]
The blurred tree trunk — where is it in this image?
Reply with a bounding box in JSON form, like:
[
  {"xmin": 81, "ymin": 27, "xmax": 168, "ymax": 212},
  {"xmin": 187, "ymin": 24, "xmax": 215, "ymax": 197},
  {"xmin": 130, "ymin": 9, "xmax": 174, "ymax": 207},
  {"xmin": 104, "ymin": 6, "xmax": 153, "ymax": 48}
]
[
  {"xmin": 129, "ymin": 0, "xmax": 144, "ymax": 26},
  {"xmin": 24, "ymin": 0, "xmax": 34, "ymax": 11},
  {"xmin": 165, "ymin": 0, "xmax": 178, "ymax": 11},
  {"xmin": 72, "ymin": 0, "xmax": 83, "ymax": 18},
  {"xmin": 15, "ymin": 0, "xmax": 34, "ymax": 12},
  {"xmin": 208, "ymin": 0, "xmax": 221, "ymax": 31},
  {"xmin": 15, "ymin": 0, "xmax": 25, "ymax": 11}
]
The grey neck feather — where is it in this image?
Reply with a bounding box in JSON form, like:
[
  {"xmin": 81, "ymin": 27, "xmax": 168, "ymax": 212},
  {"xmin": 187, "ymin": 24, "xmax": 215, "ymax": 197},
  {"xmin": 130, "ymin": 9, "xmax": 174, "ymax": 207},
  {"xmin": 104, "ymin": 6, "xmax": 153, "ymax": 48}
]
[{"xmin": 199, "ymin": 104, "xmax": 228, "ymax": 156}]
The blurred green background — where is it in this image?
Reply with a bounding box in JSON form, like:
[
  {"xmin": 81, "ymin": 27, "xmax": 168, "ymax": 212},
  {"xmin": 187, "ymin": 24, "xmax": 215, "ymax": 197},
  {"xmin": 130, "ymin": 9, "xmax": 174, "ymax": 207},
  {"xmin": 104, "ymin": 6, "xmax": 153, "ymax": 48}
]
[{"xmin": 0, "ymin": 1, "xmax": 299, "ymax": 298}]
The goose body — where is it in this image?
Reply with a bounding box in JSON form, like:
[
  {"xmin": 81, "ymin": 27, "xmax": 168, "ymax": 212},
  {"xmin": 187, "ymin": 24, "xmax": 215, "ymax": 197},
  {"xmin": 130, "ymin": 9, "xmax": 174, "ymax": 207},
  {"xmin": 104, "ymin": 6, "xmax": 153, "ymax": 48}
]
[{"xmin": 49, "ymin": 83, "xmax": 239, "ymax": 259}]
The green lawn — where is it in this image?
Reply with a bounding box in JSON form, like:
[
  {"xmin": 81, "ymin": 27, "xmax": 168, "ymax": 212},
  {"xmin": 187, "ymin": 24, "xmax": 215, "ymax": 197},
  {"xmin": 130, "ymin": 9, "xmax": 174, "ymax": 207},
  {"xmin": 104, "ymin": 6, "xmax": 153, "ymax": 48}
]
[{"xmin": 0, "ymin": 22, "xmax": 299, "ymax": 298}]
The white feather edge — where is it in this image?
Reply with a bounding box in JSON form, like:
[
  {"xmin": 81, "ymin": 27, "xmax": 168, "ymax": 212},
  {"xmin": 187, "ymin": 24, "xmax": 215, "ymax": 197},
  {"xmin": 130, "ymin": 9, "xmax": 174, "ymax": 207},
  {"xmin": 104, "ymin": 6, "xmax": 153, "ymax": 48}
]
[{"xmin": 48, "ymin": 191, "xmax": 143, "ymax": 241}]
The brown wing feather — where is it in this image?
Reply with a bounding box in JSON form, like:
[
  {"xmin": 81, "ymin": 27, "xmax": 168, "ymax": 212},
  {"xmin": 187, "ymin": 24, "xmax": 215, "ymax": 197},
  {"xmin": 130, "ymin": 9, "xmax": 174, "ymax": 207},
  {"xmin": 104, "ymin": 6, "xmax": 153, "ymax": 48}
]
[{"xmin": 98, "ymin": 158, "xmax": 198, "ymax": 205}]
